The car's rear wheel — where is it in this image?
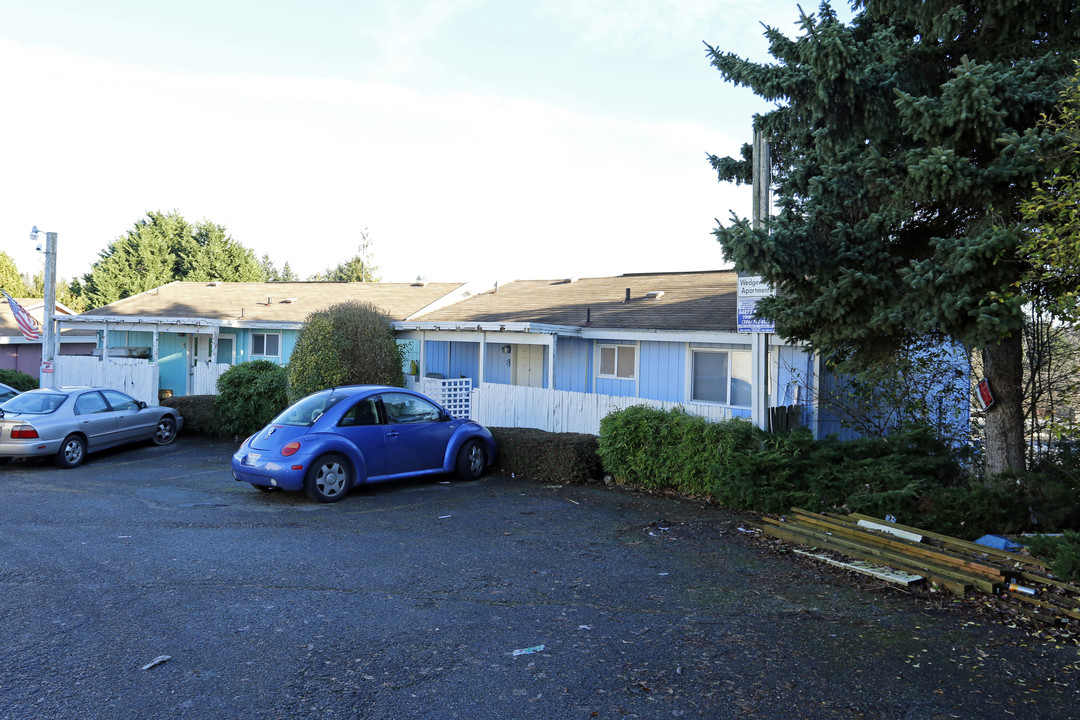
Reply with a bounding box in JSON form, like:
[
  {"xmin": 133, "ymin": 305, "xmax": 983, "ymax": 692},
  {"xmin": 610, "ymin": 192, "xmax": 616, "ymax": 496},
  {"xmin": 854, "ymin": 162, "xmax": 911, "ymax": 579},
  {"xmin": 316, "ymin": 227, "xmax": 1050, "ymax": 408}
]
[
  {"xmin": 304, "ymin": 453, "xmax": 352, "ymax": 502},
  {"xmin": 455, "ymin": 440, "xmax": 487, "ymax": 481},
  {"xmin": 152, "ymin": 416, "xmax": 178, "ymax": 446},
  {"xmin": 55, "ymin": 434, "xmax": 86, "ymax": 469}
]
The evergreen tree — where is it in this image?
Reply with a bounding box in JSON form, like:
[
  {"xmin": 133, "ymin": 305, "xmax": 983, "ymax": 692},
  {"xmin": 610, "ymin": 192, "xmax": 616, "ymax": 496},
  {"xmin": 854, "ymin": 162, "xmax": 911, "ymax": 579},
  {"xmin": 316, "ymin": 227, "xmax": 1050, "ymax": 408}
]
[
  {"xmin": 81, "ymin": 211, "xmax": 265, "ymax": 308},
  {"xmin": 707, "ymin": 1, "xmax": 1080, "ymax": 474},
  {"xmin": 260, "ymin": 254, "xmax": 299, "ymax": 282}
]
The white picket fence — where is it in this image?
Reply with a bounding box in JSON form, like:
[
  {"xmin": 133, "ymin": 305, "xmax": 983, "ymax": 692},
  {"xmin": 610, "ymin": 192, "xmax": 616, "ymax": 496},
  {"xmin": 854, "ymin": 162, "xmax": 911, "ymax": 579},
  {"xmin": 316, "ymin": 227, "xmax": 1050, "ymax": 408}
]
[
  {"xmin": 192, "ymin": 362, "xmax": 230, "ymax": 396},
  {"xmin": 53, "ymin": 356, "xmax": 159, "ymax": 405},
  {"xmin": 471, "ymin": 382, "xmax": 737, "ymax": 435}
]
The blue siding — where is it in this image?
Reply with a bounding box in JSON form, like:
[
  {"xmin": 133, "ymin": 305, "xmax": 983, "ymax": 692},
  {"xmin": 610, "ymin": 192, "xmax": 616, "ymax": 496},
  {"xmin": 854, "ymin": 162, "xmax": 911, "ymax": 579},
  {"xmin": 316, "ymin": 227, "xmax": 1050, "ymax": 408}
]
[
  {"xmin": 448, "ymin": 341, "xmax": 480, "ymax": 382},
  {"xmin": 158, "ymin": 334, "xmax": 187, "ymax": 397},
  {"xmin": 555, "ymin": 337, "xmax": 589, "ymax": 392},
  {"xmin": 484, "ymin": 343, "xmax": 512, "ymax": 384},
  {"xmin": 594, "ymin": 377, "xmax": 636, "ymax": 397},
  {"xmin": 424, "ymin": 341, "xmax": 451, "ymax": 377},
  {"xmin": 638, "ymin": 341, "xmax": 684, "ymax": 402}
]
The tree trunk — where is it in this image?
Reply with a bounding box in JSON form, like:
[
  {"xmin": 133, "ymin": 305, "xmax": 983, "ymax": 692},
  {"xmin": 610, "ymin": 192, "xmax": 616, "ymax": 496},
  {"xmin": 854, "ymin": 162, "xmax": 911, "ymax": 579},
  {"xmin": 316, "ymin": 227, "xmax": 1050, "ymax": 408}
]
[{"xmin": 982, "ymin": 335, "xmax": 1025, "ymax": 475}]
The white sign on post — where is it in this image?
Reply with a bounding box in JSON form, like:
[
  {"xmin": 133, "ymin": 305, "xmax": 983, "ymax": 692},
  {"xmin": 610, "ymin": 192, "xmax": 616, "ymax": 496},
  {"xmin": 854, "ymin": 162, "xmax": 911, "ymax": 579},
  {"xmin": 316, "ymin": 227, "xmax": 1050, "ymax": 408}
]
[{"xmin": 737, "ymin": 276, "xmax": 775, "ymax": 333}]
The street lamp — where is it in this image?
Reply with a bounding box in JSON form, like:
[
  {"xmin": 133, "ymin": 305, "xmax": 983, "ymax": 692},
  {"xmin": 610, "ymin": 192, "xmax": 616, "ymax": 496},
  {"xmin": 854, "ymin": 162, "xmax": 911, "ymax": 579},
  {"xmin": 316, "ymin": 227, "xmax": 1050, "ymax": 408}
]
[{"xmin": 29, "ymin": 226, "xmax": 58, "ymax": 388}]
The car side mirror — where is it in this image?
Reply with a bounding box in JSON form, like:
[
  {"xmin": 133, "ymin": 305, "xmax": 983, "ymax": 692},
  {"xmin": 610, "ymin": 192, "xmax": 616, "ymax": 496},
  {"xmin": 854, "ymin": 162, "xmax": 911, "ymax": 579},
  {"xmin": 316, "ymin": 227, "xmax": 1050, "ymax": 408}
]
[{"xmin": 138, "ymin": 401, "xmax": 148, "ymax": 409}]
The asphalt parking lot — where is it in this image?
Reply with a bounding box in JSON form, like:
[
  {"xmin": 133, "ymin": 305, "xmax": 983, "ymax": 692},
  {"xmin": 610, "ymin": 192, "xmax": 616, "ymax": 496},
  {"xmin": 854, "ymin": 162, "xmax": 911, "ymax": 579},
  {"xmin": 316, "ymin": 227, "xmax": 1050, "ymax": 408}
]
[{"xmin": 0, "ymin": 437, "xmax": 1077, "ymax": 719}]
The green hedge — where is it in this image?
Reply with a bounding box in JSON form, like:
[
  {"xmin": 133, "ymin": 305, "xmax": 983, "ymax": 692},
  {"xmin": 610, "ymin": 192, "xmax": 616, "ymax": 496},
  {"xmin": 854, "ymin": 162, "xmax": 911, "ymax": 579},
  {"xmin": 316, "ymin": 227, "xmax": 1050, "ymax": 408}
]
[
  {"xmin": 594, "ymin": 405, "xmax": 1066, "ymax": 540},
  {"xmin": 214, "ymin": 360, "xmax": 290, "ymax": 439},
  {"xmin": 597, "ymin": 405, "xmax": 757, "ymax": 495},
  {"xmin": 0, "ymin": 369, "xmax": 38, "ymax": 392},
  {"xmin": 490, "ymin": 427, "xmax": 602, "ymax": 483},
  {"xmin": 161, "ymin": 395, "xmax": 224, "ymax": 437}
]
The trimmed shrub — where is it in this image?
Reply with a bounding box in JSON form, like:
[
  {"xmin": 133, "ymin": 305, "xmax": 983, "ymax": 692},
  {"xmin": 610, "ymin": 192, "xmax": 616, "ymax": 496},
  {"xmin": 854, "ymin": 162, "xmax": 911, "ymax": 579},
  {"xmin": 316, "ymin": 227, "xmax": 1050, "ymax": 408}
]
[
  {"xmin": 287, "ymin": 301, "xmax": 405, "ymax": 402},
  {"xmin": 214, "ymin": 360, "xmax": 289, "ymax": 439},
  {"xmin": 597, "ymin": 405, "xmax": 757, "ymax": 495},
  {"xmin": 491, "ymin": 427, "xmax": 602, "ymax": 483},
  {"xmin": 161, "ymin": 395, "xmax": 223, "ymax": 437},
  {"xmin": 0, "ymin": 368, "xmax": 38, "ymax": 392}
]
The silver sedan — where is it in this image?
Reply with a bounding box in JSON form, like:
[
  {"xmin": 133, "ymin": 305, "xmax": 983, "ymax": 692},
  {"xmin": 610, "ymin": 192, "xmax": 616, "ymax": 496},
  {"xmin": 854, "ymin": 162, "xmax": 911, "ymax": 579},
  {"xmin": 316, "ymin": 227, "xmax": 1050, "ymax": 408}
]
[{"xmin": 0, "ymin": 386, "xmax": 183, "ymax": 468}]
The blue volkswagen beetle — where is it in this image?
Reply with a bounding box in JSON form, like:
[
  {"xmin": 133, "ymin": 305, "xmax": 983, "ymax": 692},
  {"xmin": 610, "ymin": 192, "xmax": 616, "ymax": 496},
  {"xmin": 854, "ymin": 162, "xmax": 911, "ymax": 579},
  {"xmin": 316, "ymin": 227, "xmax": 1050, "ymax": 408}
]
[{"xmin": 231, "ymin": 385, "xmax": 497, "ymax": 502}]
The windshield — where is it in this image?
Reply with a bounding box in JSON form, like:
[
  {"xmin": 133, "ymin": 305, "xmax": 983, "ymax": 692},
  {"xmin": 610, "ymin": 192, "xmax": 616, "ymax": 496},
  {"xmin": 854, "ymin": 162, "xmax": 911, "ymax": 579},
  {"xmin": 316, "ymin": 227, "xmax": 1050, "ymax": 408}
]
[
  {"xmin": 1, "ymin": 392, "xmax": 67, "ymax": 415},
  {"xmin": 271, "ymin": 391, "xmax": 345, "ymax": 427}
]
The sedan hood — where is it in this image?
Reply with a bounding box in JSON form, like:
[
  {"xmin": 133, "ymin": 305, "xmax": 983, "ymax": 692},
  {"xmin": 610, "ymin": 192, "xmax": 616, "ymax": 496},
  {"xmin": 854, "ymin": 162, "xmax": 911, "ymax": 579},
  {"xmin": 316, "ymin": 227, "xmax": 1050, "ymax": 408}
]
[{"xmin": 248, "ymin": 424, "xmax": 309, "ymax": 452}]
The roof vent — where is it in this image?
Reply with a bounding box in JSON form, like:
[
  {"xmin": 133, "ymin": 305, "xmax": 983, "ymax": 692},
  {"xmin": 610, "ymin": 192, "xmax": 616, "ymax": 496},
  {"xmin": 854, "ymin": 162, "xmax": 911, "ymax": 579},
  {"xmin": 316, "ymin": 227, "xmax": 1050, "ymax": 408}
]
[
  {"xmin": 207, "ymin": 281, "xmax": 219, "ymax": 287},
  {"xmin": 645, "ymin": 291, "xmax": 665, "ymax": 300},
  {"xmin": 280, "ymin": 297, "xmax": 299, "ymax": 304}
]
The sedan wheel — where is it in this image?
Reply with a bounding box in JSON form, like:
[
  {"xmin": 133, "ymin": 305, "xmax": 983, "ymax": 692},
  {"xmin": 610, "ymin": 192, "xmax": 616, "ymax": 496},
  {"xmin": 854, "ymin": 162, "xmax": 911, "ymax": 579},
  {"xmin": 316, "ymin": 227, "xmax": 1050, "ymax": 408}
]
[
  {"xmin": 152, "ymin": 416, "xmax": 178, "ymax": 446},
  {"xmin": 55, "ymin": 434, "xmax": 86, "ymax": 469},
  {"xmin": 455, "ymin": 440, "xmax": 487, "ymax": 481},
  {"xmin": 304, "ymin": 454, "xmax": 352, "ymax": 503}
]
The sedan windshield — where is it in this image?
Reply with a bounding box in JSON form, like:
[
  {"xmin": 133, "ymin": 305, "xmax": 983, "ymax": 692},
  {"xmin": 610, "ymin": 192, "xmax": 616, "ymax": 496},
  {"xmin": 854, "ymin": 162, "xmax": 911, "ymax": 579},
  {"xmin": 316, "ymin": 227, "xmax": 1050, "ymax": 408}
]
[
  {"xmin": 272, "ymin": 391, "xmax": 345, "ymax": 427},
  {"xmin": 1, "ymin": 392, "xmax": 67, "ymax": 414}
]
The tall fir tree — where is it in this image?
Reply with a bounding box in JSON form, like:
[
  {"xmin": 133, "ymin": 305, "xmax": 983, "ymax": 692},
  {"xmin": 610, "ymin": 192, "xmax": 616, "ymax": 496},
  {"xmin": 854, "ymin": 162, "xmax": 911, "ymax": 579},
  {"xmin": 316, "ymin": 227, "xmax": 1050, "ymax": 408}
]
[
  {"xmin": 81, "ymin": 211, "xmax": 265, "ymax": 308},
  {"xmin": 707, "ymin": 1, "xmax": 1080, "ymax": 474}
]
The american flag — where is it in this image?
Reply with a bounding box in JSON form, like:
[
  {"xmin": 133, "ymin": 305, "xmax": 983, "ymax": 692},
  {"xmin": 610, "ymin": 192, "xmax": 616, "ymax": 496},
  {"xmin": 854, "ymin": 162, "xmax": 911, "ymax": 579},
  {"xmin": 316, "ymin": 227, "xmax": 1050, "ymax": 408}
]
[{"xmin": 2, "ymin": 290, "xmax": 42, "ymax": 341}]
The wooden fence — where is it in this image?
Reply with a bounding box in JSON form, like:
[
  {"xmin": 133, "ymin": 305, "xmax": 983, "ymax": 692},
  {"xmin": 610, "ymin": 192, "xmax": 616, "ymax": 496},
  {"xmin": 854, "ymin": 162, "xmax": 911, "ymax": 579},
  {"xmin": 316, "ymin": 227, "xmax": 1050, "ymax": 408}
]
[
  {"xmin": 471, "ymin": 383, "xmax": 738, "ymax": 435},
  {"xmin": 192, "ymin": 362, "xmax": 230, "ymax": 396},
  {"xmin": 54, "ymin": 356, "xmax": 159, "ymax": 405}
]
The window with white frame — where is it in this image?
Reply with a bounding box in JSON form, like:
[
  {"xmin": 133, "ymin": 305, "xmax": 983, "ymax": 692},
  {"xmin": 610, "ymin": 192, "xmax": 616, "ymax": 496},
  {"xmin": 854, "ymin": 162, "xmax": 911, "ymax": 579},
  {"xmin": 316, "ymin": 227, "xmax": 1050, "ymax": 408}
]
[
  {"xmin": 691, "ymin": 349, "xmax": 752, "ymax": 407},
  {"xmin": 598, "ymin": 344, "xmax": 636, "ymax": 379},
  {"xmin": 251, "ymin": 332, "xmax": 281, "ymax": 359}
]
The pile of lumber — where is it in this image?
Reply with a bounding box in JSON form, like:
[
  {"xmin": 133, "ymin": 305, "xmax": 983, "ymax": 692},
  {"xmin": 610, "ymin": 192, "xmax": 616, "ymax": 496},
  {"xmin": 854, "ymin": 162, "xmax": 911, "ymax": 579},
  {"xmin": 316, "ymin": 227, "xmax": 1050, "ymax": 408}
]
[{"xmin": 759, "ymin": 508, "xmax": 1080, "ymax": 625}]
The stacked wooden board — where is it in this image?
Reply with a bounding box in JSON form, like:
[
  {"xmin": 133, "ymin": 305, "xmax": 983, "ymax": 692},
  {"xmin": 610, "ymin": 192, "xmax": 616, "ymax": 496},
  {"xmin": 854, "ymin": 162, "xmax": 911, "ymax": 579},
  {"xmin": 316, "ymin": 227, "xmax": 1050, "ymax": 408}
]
[{"xmin": 759, "ymin": 508, "xmax": 1080, "ymax": 625}]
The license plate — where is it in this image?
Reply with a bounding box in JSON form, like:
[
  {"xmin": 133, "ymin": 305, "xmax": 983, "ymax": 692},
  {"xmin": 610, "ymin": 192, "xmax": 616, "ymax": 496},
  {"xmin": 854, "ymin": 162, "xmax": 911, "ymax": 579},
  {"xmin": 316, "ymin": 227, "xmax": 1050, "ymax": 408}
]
[{"xmin": 244, "ymin": 453, "xmax": 261, "ymax": 466}]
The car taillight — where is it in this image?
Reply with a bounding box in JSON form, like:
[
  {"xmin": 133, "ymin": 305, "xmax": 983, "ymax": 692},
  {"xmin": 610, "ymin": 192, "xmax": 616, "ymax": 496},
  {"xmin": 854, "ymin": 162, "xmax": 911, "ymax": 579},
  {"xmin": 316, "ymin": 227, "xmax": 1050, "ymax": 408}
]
[
  {"xmin": 11, "ymin": 425, "xmax": 39, "ymax": 439},
  {"xmin": 281, "ymin": 441, "xmax": 301, "ymax": 457}
]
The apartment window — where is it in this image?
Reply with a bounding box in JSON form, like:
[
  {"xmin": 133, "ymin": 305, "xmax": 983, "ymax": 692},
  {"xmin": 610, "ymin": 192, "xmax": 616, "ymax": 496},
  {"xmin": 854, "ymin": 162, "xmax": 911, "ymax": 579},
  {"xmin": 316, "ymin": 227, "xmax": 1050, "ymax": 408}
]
[
  {"xmin": 252, "ymin": 332, "xmax": 281, "ymax": 359},
  {"xmin": 598, "ymin": 344, "xmax": 636, "ymax": 379},
  {"xmin": 691, "ymin": 349, "xmax": 752, "ymax": 407}
]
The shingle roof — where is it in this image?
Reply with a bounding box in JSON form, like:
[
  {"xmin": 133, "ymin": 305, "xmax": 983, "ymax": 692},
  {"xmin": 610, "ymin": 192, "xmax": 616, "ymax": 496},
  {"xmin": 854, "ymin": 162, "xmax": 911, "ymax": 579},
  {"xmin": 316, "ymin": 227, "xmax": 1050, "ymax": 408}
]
[
  {"xmin": 81, "ymin": 281, "xmax": 468, "ymax": 323},
  {"xmin": 0, "ymin": 299, "xmax": 91, "ymax": 340},
  {"xmin": 414, "ymin": 271, "xmax": 738, "ymax": 332}
]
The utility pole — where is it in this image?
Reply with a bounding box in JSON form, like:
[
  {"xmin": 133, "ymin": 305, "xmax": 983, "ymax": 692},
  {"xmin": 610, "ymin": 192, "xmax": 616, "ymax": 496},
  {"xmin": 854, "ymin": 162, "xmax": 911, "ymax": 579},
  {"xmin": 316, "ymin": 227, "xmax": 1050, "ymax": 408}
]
[
  {"xmin": 739, "ymin": 129, "xmax": 773, "ymax": 430},
  {"xmin": 30, "ymin": 226, "xmax": 58, "ymax": 388}
]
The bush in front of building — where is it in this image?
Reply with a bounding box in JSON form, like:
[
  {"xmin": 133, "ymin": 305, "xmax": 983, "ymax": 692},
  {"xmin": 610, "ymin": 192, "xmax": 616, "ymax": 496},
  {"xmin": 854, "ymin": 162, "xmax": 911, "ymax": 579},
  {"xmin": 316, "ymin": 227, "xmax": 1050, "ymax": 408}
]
[
  {"xmin": 286, "ymin": 301, "xmax": 405, "ymax": 403},
  {"xmin": 0, "ymin": 368, "xmax": 38, "ymax": 392},
  {"xmin": 597, "ymin": 405, "xmax": 758, "ymax": 496},
  {"xmin": 490, "ymin": 427, "xmax": 602, "ymax": 483},
  {"xmin": 214, "ymin": 360, "xmax": 290, "ymax": 439},
  {"xmin": 161, "ymin": 394, "xmax": 222, "ymax": 437}
]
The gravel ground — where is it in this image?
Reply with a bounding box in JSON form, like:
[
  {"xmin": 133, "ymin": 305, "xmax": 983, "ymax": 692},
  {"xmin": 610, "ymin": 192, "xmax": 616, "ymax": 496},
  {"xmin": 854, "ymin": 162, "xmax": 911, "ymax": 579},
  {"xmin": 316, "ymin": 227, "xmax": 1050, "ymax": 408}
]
[{"xmin": 0, "ymin": 437, "xmax": 1077, "ymax": 719}]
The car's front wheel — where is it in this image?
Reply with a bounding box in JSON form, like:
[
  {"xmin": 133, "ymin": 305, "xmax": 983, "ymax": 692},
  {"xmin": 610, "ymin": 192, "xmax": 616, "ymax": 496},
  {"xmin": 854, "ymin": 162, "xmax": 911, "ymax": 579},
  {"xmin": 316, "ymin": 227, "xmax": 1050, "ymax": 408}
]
[
  {"xmin": 304, "ymin": 453, "xmax": 352, "ymax": 502},
  {"xmin": 152, "ymin": 416, "xmax": 178, "ymax": 446},
  {"xmin": 455, "ymin": 440, "xmax": 487, "ymax": 481},
  {"xmin": 55, "ymin": 434, "xmax": 86, "ymax": 469}
]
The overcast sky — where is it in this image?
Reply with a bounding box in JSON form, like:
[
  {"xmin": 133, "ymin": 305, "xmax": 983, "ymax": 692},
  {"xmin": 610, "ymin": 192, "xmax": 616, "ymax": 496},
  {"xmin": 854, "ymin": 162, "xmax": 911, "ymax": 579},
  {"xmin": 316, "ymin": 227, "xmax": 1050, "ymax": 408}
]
[{"xmin": 0, "ymin": 0, "xmax": 849, "ymax": 287}]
